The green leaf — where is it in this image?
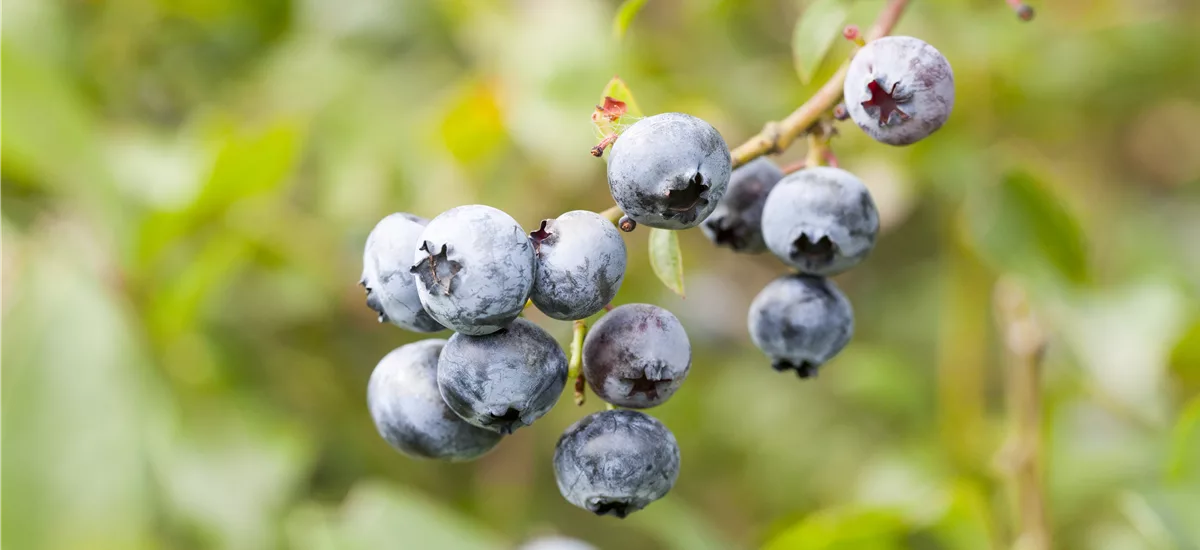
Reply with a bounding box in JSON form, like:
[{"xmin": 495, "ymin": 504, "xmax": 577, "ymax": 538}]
[
  {"xmin": 600, "ymin": 76, "xmax": 645, "ymax": 118},
  {"xmin": 613, "ymin": 0, "xmax": 649, "ymax": 40},
  {"xmin": 792, "ymin": 0, "xmax": 849, "ymax": 85},
  {"xmin": 648, "ymin": 228, "xmax": 685, "ymax": 297},
  {"xmin": 763, "ymin": 507, "xmax": 909, "ymax": 550},
  {"xmin": 963, "ymin": 170, "xmax": 1089, "ymax": 285}
]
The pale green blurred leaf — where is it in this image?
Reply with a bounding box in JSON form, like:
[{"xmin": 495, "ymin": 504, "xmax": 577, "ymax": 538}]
[
  {"xmin": 792, "ymin": 0, "xmax": 848, "ymax": 85},
  {"xmin": 649, "ymin": 228, "xmax": 685, "ymax": 297},
  {"xmin": 627, "ymin": 497, "xmax": 731, "ymax": 550},
  {"xmin": 613, "ymin": 0, "xmax": 649, "ymax": 40},
  {"xmin": 928, "ymin": 482, "xmax": 994, "ymax": 550},
  {"xmin": 763, "ymin": 507, "xmax": 908, "ymax": 550},
  {"xmin": 1167, "ymin": 397, "xmax": 1200, "ymax": 482},
  {"xmin": 439, "ymin": 80, "xmax": 507, "ymax": 165}
]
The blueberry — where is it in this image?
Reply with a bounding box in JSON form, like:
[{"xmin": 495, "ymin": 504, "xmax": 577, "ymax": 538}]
[
  {"xmin": 411, "ymin": 205, "xmax": 535, "ymax": 335},
  {"xmin": 553, "ymin": 409, "xmax": 680, "ymax": 518},
  {"xmin": 760, "ymin": 167, "xmax": 879, "ymax": 276},
  {"xmin": 843, "ymin": 36, "xmax": 955, "ymax": 146},
  {"xmin": 747, "ymin": 274, "xmax": 853, "ymax": 378},
  {"xmin": 437, "ymin": 318, "xmax": 568, "ymax": 434},
  {"xmin": 367, "ymin": 340, "xmax": 502, "ymax": 460},
  {"xmin": 700, "ymin": 157, "xmax": 784, "ymax": 253},
  {"xmin": 529, "ymin": 210, "xmax": 627, "ymax": 321},
  {"xmin": 360, "ymin": 213, "xmax": 444, "ymax": 332},
  {"xmin": 517, "ymin": 536, "xmax": 598, "ymax": 550},
  {"xmin": 607, "ymin": 113, "xmax": 732, "ymax": 229},
  {"xmin": 583, "ymin": 304, "xmax": 690, "ymax": 409}
]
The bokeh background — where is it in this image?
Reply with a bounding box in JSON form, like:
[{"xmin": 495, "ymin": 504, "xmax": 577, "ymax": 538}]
[{"xmin": 4, "ymin": 0, "xmax": 1200, "ymax": 548}]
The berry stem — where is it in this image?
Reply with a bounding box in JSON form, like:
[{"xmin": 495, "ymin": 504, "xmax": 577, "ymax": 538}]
[
  {"xmin": 599, "ymin": 205, "xmax": 624, "ymax": 225},
  {"xmin": 569, "ymin": 319, "xmax": 588, "ymax": 406},
  {"xmin": 728, "ymin": 0, "xmax": 911, "ymax": 169}
]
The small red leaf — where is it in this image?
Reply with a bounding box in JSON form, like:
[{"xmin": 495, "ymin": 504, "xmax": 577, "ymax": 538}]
[{"xmin": 595, "ymin": 97, "xmax": 628, "ymax": 122}]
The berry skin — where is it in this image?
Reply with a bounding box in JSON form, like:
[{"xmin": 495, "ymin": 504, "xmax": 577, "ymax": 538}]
[
  {"xmin": 411, "ymin": 205, "xmax": 535, "ymax": 336},
  {"xmin": 529, "ymin": 210, "xmax": 627, "ymax": 321},
  {"xmin": 583, "ymin": 304, "xmax": 690, "ymax": 409},
  {"xmin": 553, "ymin": 409, "xmax": 680, "ymax": 518},
  {"xmin": 700, "ymin": 157, "xmax": 784, "ymax": 253},
  {"xmin": 607, "ymin": 113, "xmax": 732, "ymax": 230},
  {"xmin": 843, "ymin": 36, "xmax": 955, "ymax": 146},
  {"xmin": 747, "ymin": 275, "xmax": 853, "ymax": 378},
  {"xmin": 367, "ymin": 340, "xmax": 502, "ymax": 460},
  {"xmin": 360, "ymin": 213, "xmax": 444, "ymax": 332},
  {"xmin": 437, "ymin": 318, "xmax": 568, "ymax": 434},
  {"xmin": 517, "ymin": 537, "xmax": 598, "ymax": 550},
  {"xmin": 760, "ymin": 167, "xmax": 879, "ymax": 276}
]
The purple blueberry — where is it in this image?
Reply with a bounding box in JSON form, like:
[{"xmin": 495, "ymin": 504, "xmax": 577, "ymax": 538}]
[
  {"xmin": 529, "ymin": 210, "xmax": 626, "ymax": 321},
  {"xmin": 582, "ymin": 304, "xmax": 690, "ymax": 409},
  {"xmin": 367, "ymin": 340, "xmax": 502, "ymax": 460},
  {"xmin": 760, "ymin": 167, "xmax": 879, "ymax": 276},
  {"xmin": 607, "ymin": 113, "xmax": 732, "ymax": 229},
  {"xmin": 747, "ymin": 274, "xmax": 853, "ymax": 378},
  {"xmin": 553, "ymin": 409, "xmax": 680, "ymax": 518},
  {"xmin": 700, "ymin": 157, "xmax": 785, "ymax": 253},
  {"xmin": 844, "ymin": 36, "xmax": 955, "ymax": 146},
  {"xmin": 360, "ymin": 213, "xmax": 444, "ymax": 332},
  {"xmin": 411, "ymin": 205, "xmax": 535, "ymax": 335},
  {"xmin": 437, "ymin": 318, "xmax": 568, "ymax": 434}
]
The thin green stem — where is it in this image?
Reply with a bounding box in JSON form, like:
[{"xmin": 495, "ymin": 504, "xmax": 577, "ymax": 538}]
[
  {"xmin": 599, "ymin": 205, "xmax": 624, "ymax": 225},
  {"xmin": 569, "ymin": 320, "xmax": 588, "ymax": 406}
]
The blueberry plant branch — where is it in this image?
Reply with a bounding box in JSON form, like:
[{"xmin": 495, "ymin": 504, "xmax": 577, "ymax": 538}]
[{"xmin": 728, "ymin": 0, "xmax": 911, "ymax": 169}]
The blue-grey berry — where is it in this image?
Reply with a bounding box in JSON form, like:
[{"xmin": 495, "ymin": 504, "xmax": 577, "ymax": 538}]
[
  {"xmin": 437, "ymin": 318, "xmax": 567, "ymax": 434},
  {"xmin": 361, "ymin": 213, "xmax": 443, "ymax": 332},
  {"xmin": 367, "ymin": 340, "xmax": 502, "ymax": 460},
  {"xmin": 700, "ymin": 157, "xmax": 784, "ymax": 253},
  {"xmin": 529, "ymin": 210, "xmax": 627, "ymax": 321},
  {"xmin": 607, "ymin": 113, "xmax": 732, "ymax": 230},
  {"xmin": 583, "ymin": 304, "xmax": 690, "ymax": 408},
  {"xmin": 553, "ymin": 409, "xmax": 680, "ymax": 518},
  {"xmin": 844, "ymin": 36, "xmax": 955, "ymax": 146},
  {"xmin": 517, "ymin": 536, "xmax": 598, "ymax": 550},
  {"xmin": 747, "ymin": 275, "xmax": 853, "ymax": 378},
  {"xmin": 411, "ymin": 205, "xmax": 535, "ymax": 335},
  {"xmin": 761, "ymin": 167, "xmax": 879, "ymax": 276}
]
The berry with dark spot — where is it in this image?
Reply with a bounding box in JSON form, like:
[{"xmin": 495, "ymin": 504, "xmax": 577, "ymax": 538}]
[
  {"xmin": 747, "ymin": 274, "xmax": 854, "ymax": 378},
  {"xmin": 761, "ymin": 167, "xmax": 879, "ymax": 276},
  {"xmin": 530, "ymin": 210, "xmax": 627, "ymax": 321},
  {"xmin": 553, "ymin": 409, "xmax": 680, "ymax": 518},
  {"xmin": 607, "ymin": 113, "xmax": 732, "ymax": 229},
  {"xmin": 700, "ymin": 157, "xmax": 784, "ymax": 253},
  {"xmin": 367, "ymin": 340, "xmax": 502, "ymax": 460},
  {"xmin": 411, "ymin": 205, "xmax": 535, "ymax": 335},
  {"xmin": 618, "ymin": 215, "xmax": 636, "ymax": 233},
  {"xmin": 843, "ymin": 36, "xmax": 955, "ymax": 145},
  {"xmin": 437, "ymin": 318, "xmax": 568, "ymax": 434},
  {"xmin": 582, "ymin": 304, "xmax": 690, "ymax": 408},
  {"xmin": 360, "ymin": 213, "xmax": 444, "ymax": 332}
]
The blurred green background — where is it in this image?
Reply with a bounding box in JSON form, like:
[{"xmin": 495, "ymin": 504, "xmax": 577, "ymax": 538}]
[{"xmin": 4, "ymin": 0, "xmax": 1200, "ymax": 548}]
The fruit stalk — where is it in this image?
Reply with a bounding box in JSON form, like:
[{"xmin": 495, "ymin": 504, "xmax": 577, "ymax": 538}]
[
  {"xmin": 569, "ymin": 319, "xmax": 588, "ymax": 406},
  {"xmin": 728, "ymin": 0, "xmax": 911, "ymax": 169}
]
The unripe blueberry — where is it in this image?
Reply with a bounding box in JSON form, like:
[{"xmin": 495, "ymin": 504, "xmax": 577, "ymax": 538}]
[
  {"xmin": 530, "ymin": 210, "xmax": 626, "ymax": 321},
  {"xmin": 761, "ymin": 167, "xmax": 879, "ymax": 276},
  {"xmin": 844, "ymin": 36, "xmax": 955, "ymax": 146},
  {"xmin": 360, "ymin": 213, "xmax": 444, "ymax": 332},
  {"xmin": 747, "ymin": 275, "xmax": 853, "ymax": 378},
  {"xmin": 607, "ymin": 113, "xmax": 732, "ymax": 229},
  {"xmin": 367, "ymin": 340, "xmax": 502, "ymax": 460},
  {"xmin": 700, "ymin": 157, "xmax": 784, "ymax": 253},
  {"xmin": 411, "ymin": 205, "xmax": 535, "ymax": 335},
  {"xmin": 553, "ymin": 410, "xmax": 680, "ymax": 518},
  {"xmin": 583, "ymin": 304, "xmax": 690, "ymax": 408},
  {"xmin": 437, "ymin": 318, "xmax": 568, "ymax": 434}
]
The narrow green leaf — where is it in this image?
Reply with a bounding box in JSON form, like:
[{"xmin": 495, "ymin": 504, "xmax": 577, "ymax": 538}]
[
  {"xmin": 763, "ymin": 506, "xmax": 908, "ymax": 550},
  {"xmin": 600, "ymin": 76, "xmax": 644, "ymax": 118},
  {"xmin": 613, "ymin": 0, "xmax": 649, "ymax": 40},
  {"xmin": 792, "ymin": 0, "xmax": 849, "ymax": 85},
  {"xmin": 648, "ymin": 228, "xmax": 685, "ymax": 297}
]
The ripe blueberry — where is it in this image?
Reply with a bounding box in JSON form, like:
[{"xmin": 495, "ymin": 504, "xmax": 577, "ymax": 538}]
[
  {"xmin": 437, "ymin": 318, "xmax": 568, "ymax": 434},
  {"xmin": 360, "ymin": 213, "xmax": 444, "ymax": 332},
  {"xmin": 583, "ymin": 303, "xmax": 690, "ymax": 409},
  {"xmin": 367, "ymin": 340, "xmax": 502, "ymax": 460},
  {"xmin": 607, "ymin": 113, "xmax": 732, "ymax": 229},
  {"xmin": 747, "ymin": 274, "xmax": 853, "ymax": 378},
  {"xmin": 553, "ymin": 409, "xmax": 680, "ymax": 518},
  {"xmin": 411, "ymin": 205, "xmax": 535, "ymax": 335},
  {"xmin": 760, "ymin": 166, "xmax": 879, "ymax": 276},
  {"xmin": 529, "ymin": 210, "xmax": 627, "ymax": 321},
  {"xmin": 844, "ymin": 36, "xmax": 955, "ymax": 146},
  {"xmin": 517, "ymin": 537, "xmax": 598, "ymax": 550},
  {"xmin": 700, "ymin": 157, "xmax": 784, "ymax": 253}
]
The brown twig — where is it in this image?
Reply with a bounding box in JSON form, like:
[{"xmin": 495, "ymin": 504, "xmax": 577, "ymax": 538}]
[
  {"xmin": 728, "ymin": 0, "xmax": 912, "ymax": 169},
  {"xmin": 993, "ymin": 279, "xmax": 1051, "ymax": 550}
]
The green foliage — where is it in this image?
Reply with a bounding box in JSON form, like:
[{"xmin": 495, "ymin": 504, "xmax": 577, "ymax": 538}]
[
  {"xmin": 648, "ymin": 228, "xmax": 686, "ymax": 297},
  {"xmin": 613, "ymin": 0, "xmax": 650, "ymax": 41},
  {"xmin": 792, "ymin": 0, "xmax": 849, "ymax": 85}
]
